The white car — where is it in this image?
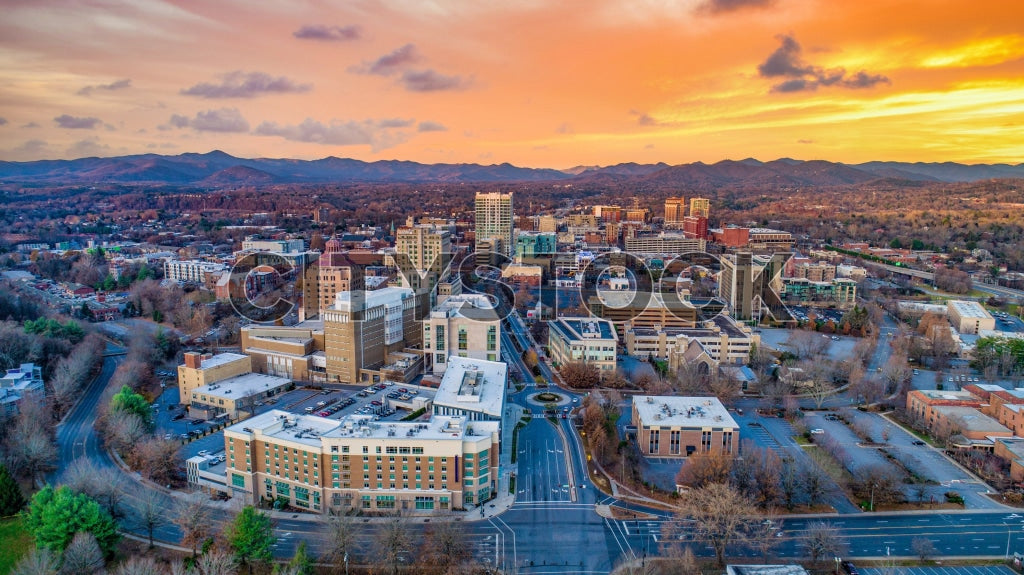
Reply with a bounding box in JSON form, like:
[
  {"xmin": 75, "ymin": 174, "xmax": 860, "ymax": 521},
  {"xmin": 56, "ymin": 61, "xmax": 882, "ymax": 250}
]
[
  {"xmin": 810, "ymin": 428, "xmax": 825, "ymax": 435},
  {"xmin": 198, "ymin": 450, "xmax": 209, "ymax": 457}
]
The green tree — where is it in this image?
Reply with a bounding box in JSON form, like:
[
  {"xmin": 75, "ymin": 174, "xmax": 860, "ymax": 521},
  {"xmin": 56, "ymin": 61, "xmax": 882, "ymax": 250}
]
[
  {"xmin": 225, "ymin": 505, "xmax": 276, "ymax": 574},
  {"xmin": 22, "ymin": 485, "xmax": 120, "ymax": 556},
  {"xmin": 0, "ymin": 463, "xmax": 26, "ymax": 516},
  {"xmin": 286, "ymin": 541, "xmax": 313, "ymax": 575},
  {"xmin": 111, "ymin": 385, "xmax": 153, "ymax": 430}
]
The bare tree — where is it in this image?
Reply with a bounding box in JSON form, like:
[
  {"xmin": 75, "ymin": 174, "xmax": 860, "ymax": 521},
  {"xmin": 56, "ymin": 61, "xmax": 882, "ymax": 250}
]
[
  {"xmin": 174, "ymin": 493, "xmax": 213, "ymax": 558},
  {"xmin": 5, "ymin": 396, "xmax": 56, "ymax": 482},
  {"xmin": 911, "ymin": 536, "xmax": 936, "ymax": 563},
  {"xmin": 59, "ymin": 532, "xmax": 105, "ymax": 575},
  {"xmin": 192, "ymin": 549, "xmax": 239, "ymax": 575},
  {"xmin": 802, "ymin": 464, "xmax": 828, "ymax": 507},
  {"xmin": 132, "ymin": 490, "xmax": 169, "ymax": 548},
  {"xmin": 674, "ymin": 453, "xmax": 733, "ymax": 489},
  {"xmin": 673, "ymin": 482, "xmax": 758, "ymax": 567},
  {"xmin": 373, "ymin": 512, "xmax": 414, "ymax": 575},
  {"xmin": 10, "ymin": 547, "xmax": 60, "ymax": 575},
  {"xmin": 559, "ymin": 361, "xmax": 601, "ymax": 389},
  {"xmin": 800, "ymin": 360, "xmax": 837, "ymax": 409},
  {"xmin": 63, "ymin": 458, "xmax": 128, "ymax": 519},
  {"xmin": 113, "ymin": 556, "xmax": 163, "ymax": 575},
  {"xmin": 803, "ymin": 521, "xmax": 847, "ymax": 564},
  {"xmin": 102, "ymin": 411, "xmax": 147, "ymax": 454},
  {"xmin": 788, "ymin": 330, "xmax": 828, "ymax": 360},
  {"xmin": 128, "ymin": 438, "xmax": 182, "ymax": 486},
  {"xmin": 416, "ymin": 516, "xmax": 476, "ymax": 574},
  {"xmin": 320, "ymin": 510, "xmax": 360, "ymax": 569}
]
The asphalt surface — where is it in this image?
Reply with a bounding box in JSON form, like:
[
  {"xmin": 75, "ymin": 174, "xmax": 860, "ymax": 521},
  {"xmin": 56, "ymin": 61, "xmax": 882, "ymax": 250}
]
[{"xmin": 45, "ymin": 314, "xmax": 1024, "ymax": 573}]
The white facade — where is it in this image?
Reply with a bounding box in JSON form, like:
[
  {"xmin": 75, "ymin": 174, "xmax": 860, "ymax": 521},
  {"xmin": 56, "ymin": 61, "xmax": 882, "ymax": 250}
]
[{"xmin": 475, "ymin": 192, "xmax": 514, "ymax": 258}]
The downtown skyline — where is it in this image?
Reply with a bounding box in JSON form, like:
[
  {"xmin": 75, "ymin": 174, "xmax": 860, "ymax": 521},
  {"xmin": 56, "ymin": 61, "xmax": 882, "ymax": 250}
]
[{"xmin": 2, "ymin": 0, "xmax": 1023, "ymax": 167}]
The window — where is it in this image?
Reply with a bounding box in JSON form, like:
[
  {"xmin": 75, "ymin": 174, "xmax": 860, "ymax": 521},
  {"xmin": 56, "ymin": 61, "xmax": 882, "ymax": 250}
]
[
  {"xmin": 670, "ymin": 430, "xmax": 681, "ymax": 455},
  {"xmin": 232, "ymin": 474, "xmax": 245, "ymax": 488},
  {"xmin": 648, "ymin": 430, "xmax": 660, "ymax": 453},
  {"xmin": 342, "ymin": 446, "xmax": 350, "ymax": 453},
  {"xmin": 415, "ymin": 496, "xmax": 434, "ymax": 510},
  {"xmin": 701, "ymin": 431, "xmax": 712, "ymax": 453},
  {"xmin": 412, "ymin": 447, "xmax": 423, "ymax": 454},
  {"xmin": 376, "ymin": 495, "xmax": 396, "ymax": 509}
]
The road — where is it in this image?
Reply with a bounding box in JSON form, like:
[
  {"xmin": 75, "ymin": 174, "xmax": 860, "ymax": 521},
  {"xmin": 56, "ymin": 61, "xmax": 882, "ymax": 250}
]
[{"xmin": 46, "ymin": 319, "xmax": 1024, "ymax": 572}]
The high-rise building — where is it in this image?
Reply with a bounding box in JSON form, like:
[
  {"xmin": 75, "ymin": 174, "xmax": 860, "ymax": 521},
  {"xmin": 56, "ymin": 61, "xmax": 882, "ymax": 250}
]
[
  {"xmin": 664, "ymin": 197, "xmax": 686, "ymax": 226},
  {"xmin": 718, "ymin": 252, "xmax": 788, "ymax": 322},
  {"xmin": 689, "ymin": 197, "xmax": 710, "ymax": 219},
  {"xmin": 394, "ymin": 224, "xmax": 451, "ymax": 294},
  {"xmin": 474, "ymin": 192, "xmax": 514, "ymax": 259},
  {"xmin": 322, "ymin": 287, "xmax": 420, "ymax": 384},
  {"xmin": 682, "ymin": 215, "xmax": 709, "ymax": 240},
  {"xmin": 307, "ymin": 238, "xmax": 365, "ymax": 320}
]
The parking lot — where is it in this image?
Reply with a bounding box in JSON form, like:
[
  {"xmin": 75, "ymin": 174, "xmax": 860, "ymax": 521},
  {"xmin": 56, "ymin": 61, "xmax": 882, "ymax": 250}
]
[
  {"xmin": 160, "ymin": 380, "xmax": 437, "ymax": 462},
  {"xmin": 861, "ymin": 567, "xmax": 1015, "ymax": 575}
]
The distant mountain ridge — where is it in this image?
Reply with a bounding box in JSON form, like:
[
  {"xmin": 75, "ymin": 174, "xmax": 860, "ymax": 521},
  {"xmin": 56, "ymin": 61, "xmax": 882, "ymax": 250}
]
[{"xmin": 1, "ymin": 150, "xmax": 1022, "ymax": 185}]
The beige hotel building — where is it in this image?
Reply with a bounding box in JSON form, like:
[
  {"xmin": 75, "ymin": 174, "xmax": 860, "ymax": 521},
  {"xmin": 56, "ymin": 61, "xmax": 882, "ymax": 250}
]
[{"xmin": 223, "ymin": 410, "xmax": 498, "ymax": 513}]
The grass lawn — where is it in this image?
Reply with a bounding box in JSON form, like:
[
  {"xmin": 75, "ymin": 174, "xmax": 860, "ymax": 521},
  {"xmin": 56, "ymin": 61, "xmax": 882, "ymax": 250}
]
[{"xmin": 0, "ymin": 516, "xmax": 34, "ymax": 574}]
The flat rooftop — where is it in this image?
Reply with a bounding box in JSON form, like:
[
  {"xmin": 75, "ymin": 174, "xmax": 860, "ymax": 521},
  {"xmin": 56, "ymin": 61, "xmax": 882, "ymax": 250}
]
[
  {"xmin": 334, "ymin": 286, "xmax": 413, "ymax": 312},
  {"xmin": 226, "ymin": 409, "xmax": 498, "ymax": 446},
  {"xmin": 931, "ymin": 406, "xmax": 1011, "ymax": 434},
  {"xmin": 949, "ymin": 300, "xmax": 993, "ymax": 319},
  {"xmin": 194, "ymin": 352, "xmax": 249, "ymax": 370},
  {"xmin": 914, "ymin": 389, "xmax": 979, "ymax": 401},
  {"xmin": 433, "ymin": 356, "xmax": 506, "ymax": 417},
  {"xmin": 633, "ymin": 395, "xmax": 737, "ymax": 429},
  {"xmin": 550, "ymin": 317, "xmax": 617, "ymax": 341},
  {"xmin": 191, "ymin": 372, "xmax": 292, "ymax": 401}
]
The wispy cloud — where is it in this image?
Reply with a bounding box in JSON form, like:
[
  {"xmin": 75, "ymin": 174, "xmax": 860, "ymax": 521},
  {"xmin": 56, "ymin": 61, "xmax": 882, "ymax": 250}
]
[
  {"xmin": 417, "ymin": 121, "xmax": 447, "ymax": 132},
  {"xmin": 0, "ymin": 117, "xmax": 7, "ymax": 126},
  {"xmin": 77, "ymin": 78, "xmax": 132, "ymax": 96},
  {"xmin": 54, "ymin": 114, "xmax": 102, "ymax": 129},
  {"xmin": 401, "ymin": 69, "xmax": 468, "ymax": 92},
  {"xmin": 758, "ymin": 34, "xmax": 890, "ymax": 93},
  {"xmin": 67, "ymin": 137, "xmax": 110, "ymax": 157},
  {"xmin": 181, "ymin": 71, "xmax": 311, "ymax": 98},
  {"xmin": 13, "ymin": 139, "xmax": 48, "ymax": 155},
  {"xmin": 698, "ymin": 0, "xmax": 774, "ymax": 14},
  {"xmin": 351, "ymin": 44, "xmax": 420, "ymax": 76},
  {"xmin": 293, "ymin": 24, "xmax": 362, "ymax": 42},
  {"xmin": 254, "ymin": 117, "xmax": 409, "ymax": 150},
  {"xmin": 162, "ymin": 108, "xmax": 249, "ymax": 132},
  {"xmin": 21, "ymin": 122, "xmax": 39, "ymax": 129}
]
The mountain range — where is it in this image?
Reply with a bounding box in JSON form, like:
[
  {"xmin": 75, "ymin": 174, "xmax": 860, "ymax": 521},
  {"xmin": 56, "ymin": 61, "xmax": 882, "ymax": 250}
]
[{"xmin": 1, "ymin": 150, "xmax": 1022, "ymax": 187}]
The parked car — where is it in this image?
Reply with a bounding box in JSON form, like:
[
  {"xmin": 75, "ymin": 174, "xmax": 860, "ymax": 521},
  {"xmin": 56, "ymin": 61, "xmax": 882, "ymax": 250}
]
[
  {"xmin": 810, "ymin": 428, "xmax": 825, "ymax": 435},
  {"xmin": 841, "ymin": 561, "xmax": 859, "ymax": 575},
  {"xmin": 172, "ymin": 413, "xmax": 185, "ymax": 421},
  {"xmin": 912, "ymin": 440, "xmax": 926, "ymax": 446}
]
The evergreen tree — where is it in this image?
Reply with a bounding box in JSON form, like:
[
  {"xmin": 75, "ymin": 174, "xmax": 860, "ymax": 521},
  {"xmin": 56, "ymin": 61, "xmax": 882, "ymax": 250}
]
[
  {"xmin": 22, "ymin": 486, "xmax": 120, "ymax": 556},
  {"xmin": 225, "ymin": 506, "xmax": 276, "ymax": 574},
  {"xmin": 286, "ymin": 541, "xmax": 313, "ymax": 575},
  {"xmin": 111, "ymin": 386, "xmax": 153, "ymax": 430},
  {"xmin": 0, "ymin": 464, "xmax": 26, "ymax": 516}
]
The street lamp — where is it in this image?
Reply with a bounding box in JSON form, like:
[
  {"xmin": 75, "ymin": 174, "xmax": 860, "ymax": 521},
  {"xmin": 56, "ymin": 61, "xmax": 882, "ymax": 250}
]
[{"xmin": 835, "ymin": 557, "xmax": 841, "ymax": 575}]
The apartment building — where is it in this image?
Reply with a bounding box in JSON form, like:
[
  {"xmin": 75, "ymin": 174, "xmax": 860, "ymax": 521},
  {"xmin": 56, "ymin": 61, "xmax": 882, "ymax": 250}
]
[
  {"xmin": 222, "ymin": 411, "xmax": 499, "ymax": 513},
  {"xmin": 547, "ymin": 317, "xmax": 618, "ymax": 376},
  {"xmin": 632, "ymin": 396, "xmax": 738, "ymax": 458},
  {"xmin": 422, "ymin": 294, "xmax": 501, "ymax": 374},
  {"xmin": 514, "ymin": 232, "xmax": 557, "ymax": 259},
  {"xmin": 588, "ymin": 292, "xmax": 699, "ymax": 338},
  {"xmin": 310, "ymin": 239, "xmax": 366, "ymax": 319},
  {"xmin": 780, "ymin": 278, "xmax": 858, "ymax": 308},
  {"xmin": 163, "ymin": 260, "xmax": 226, "ymax": 284}
]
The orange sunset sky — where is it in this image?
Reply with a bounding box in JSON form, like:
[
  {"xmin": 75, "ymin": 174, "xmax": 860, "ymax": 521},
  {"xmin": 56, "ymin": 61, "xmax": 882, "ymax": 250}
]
[{"xmin": 1, "ymin": 0, "xmax": 1023, "ymax": 167}]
